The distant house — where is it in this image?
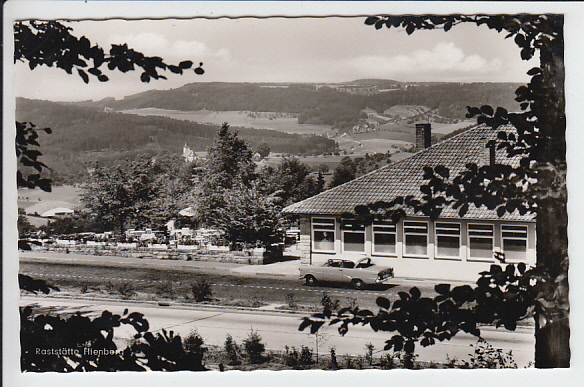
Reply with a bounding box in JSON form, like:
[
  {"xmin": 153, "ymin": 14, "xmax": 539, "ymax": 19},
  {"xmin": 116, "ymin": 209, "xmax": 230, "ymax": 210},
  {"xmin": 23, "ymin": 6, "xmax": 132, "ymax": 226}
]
[
  {"xmin": 252, "ymin": 152, "xmax": 263, "ymax": 162},
  {"xmin": 40, "ymin": 207, "xmax": 75, "ymax": 218},
  {"xmin": 183, "ymin": 143, "xmax": 196, "ymax": 163},
  {"xmin": 282, "ymin": 123, "xmax": 536, "ymax": 282}
]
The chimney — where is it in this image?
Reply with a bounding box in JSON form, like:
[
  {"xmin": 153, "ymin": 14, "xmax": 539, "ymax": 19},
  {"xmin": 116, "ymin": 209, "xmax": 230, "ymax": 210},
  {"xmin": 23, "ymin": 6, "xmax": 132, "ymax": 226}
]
[
  {"xmin": 479, "ymin": 138, "xmax": 496, "ymax": 166},
  {"xmin": 415, "ymin": 123, "xmax": 432, "ymax": 151}
]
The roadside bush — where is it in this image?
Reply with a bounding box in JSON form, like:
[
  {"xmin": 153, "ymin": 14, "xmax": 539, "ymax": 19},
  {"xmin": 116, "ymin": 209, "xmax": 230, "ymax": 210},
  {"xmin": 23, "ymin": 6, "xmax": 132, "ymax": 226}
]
[
  {"xmin": 379, "ymin": 353, "xmax": 398, "ymax": 370},
  {"xmin": 183, "ymin": 329, "xmax": 207, "ymax": 367},
  {"xmin": 224, "ymin": 334, "xmax": 241, "ymax": 366},
  {"xmin": 243, "ymin": 329, "xmax": 265, "ymax": 364},
  {"xmin": 286, "ymin": 293, "xmax": 297, "ymax": 309},
  {"xmin": 80, "ymin": 284, "xmax": 89, "ymax": 294},
  {"xmin": 329, "ymin": 347, "xmax": 339, "ymax": 370},
  {"xmin": 469, "ymin": 338, "xmax": 518, "ymax": 369},
  {"xmin": 299, "ymin": 346, "xmax": 314, "ymax": 366},
  {"xmin": 190, "ymin": 279, "xmax": 213, "ymax": 302},
  {"xmin": 364, "ymin": 342, "xmax": 375, "ymax": 366},
  {"xmin": 321, "ymin": 292, "xmax": 339, "ymax": 313},
  {"xmin": 283, "ymin": 345, "xmax": 313, "ymax": 369},
  {"xmin": 156, "ymin": 281, "xmax": 176, "ymax": 299},
  {"xmin": 105, "ymin": 281, "xmax": 116, "ymax": 293},
  {"xmin": 117, "ymin": 283, "xmax": 136, "ymax": 299}
]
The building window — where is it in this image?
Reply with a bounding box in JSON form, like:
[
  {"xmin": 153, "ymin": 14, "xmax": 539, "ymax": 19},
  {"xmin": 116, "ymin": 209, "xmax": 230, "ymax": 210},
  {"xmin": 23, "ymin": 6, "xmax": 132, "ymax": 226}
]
[
  {"xmin": 502, "ymin": 224, "xmax": 528, "ymax": 261},
  {"xmin": 403, "ymin": 221, "xmax": 428, "ymax": 256},
  {"xmin": 342, "ymin": 219, "xmax": 365, "ymax": 252},
  {"xmin": 312, "ymin": 218, "xmax": 335, "ymax": 252},
  {"xmin": 373, "ymin": 221, "xmax": 397, "ymax": 255},
  {"xmin": 435, "ymin": 222, "xmax": 461, "ymax": 259},
  {"xmin": 468, "ymin": 224, "xmax": 494, "ymax": 260}
]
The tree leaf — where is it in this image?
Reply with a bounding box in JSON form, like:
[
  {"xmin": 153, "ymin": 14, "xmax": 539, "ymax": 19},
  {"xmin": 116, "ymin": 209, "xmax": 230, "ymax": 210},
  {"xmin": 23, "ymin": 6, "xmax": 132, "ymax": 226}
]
[{"xmin": 77, "ymin": 69, "xmax": 89, "ymax": 83}]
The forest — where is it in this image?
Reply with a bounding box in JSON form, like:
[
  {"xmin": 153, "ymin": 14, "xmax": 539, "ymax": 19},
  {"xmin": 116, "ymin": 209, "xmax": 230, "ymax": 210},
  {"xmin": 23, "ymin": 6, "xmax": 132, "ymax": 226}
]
[
  {"xmin": 87, "ymin": 81, "xmax": 522, "ymax": 129},
  {"xmin": 16, "ymin": 98, "xmax": 337, "ymax": 183}
]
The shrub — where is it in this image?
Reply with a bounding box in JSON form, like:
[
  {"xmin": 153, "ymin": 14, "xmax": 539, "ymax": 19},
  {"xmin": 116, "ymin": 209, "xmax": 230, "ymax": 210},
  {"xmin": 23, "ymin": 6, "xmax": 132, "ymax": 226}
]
[
  {"xmin": 299, "ymin": 346, "xmax": 314, "ymax": 366},
  {"xmin": 286, "ymin": 293, "xmax": 297, "ymax": 309},
  {"xmin": 224, "ymin": 334, "xmax": 241, "ymax": 366},
  {"xmin": 117, "ymin": 282, "xmax": 135, "ymax": 299},
  {"xmin": 469, "ymin": 338, "xmax": 518, "ymax": 369},
  {"xmin": 329, "ymin": 347, "xmax": 339, "ymax": 370},
  {"xmin": 283, "ymin": 345, "xmax": 313, "ymax": 369},
  {"xmin": 321, "ymin": 292, "xmax": 339, "ymax": 313},
  {"xmin": 190, "ymin": 279, "xmax": 213, "ymax": 302},
  {"xmin": 183, "ymin": 329, "xmax": 207, "ymax": 366},
  {"xmin": 379, "ymin": 353, "xmax": 397, "ymax": 370},
  {"xmin": 156, "ymin": 281, "xmax": 176, "ymax": 299},
  {"xmin": 243, "ymin": 329, "xmax": 265, "ymax": 364},
  {"xmin": 364, "ymin": 342, "xmax": 374, "ymax": 366},
  {"xmin": 283, "ymin": 345, "xmax": 300, "ymax": 368}
]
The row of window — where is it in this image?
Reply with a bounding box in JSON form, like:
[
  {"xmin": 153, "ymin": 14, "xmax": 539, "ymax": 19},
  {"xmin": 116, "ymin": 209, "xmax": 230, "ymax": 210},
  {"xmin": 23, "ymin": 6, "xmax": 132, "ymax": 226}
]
[{"xmin": 312, "ymin": 218, "xmax": 529, "ymax": 262}]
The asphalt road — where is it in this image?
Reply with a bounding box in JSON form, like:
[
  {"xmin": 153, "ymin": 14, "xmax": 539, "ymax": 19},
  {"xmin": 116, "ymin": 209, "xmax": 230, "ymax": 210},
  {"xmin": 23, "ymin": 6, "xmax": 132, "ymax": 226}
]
[{"xmin": 21, "ymin": 295, "xmax": 535, "ymax": 367}]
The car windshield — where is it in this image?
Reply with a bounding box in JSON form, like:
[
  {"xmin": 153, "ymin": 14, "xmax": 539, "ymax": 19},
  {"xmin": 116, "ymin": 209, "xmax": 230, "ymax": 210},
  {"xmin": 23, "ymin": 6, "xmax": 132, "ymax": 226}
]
[{"xmin": 356, "ymin": 258, "xmax": 373, "ymax": 268}]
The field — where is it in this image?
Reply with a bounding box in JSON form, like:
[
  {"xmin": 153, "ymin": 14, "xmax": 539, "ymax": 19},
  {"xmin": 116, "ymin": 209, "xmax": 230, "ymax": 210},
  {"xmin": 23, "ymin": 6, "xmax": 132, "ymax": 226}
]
[
  {"xmin": 119, "ymin": 108, "xmax": 332, "ymax": 135},
  {"xmin": 17, "ymin": 185, "xmax": 83, "ymax": 212}
]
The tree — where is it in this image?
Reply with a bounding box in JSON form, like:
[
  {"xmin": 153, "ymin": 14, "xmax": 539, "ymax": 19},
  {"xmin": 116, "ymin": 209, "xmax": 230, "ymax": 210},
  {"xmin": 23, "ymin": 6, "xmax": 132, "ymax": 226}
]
[
  {"xmin": 261, "ymin": 157, "xmax": 323, "ymax": 207},
  {"xmin": 81, "ymin": 157, "xmax": 157, "ymax": 234},
  {"xmin": 301, "ymin": 14, "xmax": 568, "ymax": 369},
  {"xmin": 257, "ymin": 141, "xmax": 271, "ymax": 159},
  {"xmin": 195, "ymin": 124, "xmax": 283, "ymax": 248},
  {"xmin": 329, "ymin": 156, "xmax": 356, "ymax": 188}
]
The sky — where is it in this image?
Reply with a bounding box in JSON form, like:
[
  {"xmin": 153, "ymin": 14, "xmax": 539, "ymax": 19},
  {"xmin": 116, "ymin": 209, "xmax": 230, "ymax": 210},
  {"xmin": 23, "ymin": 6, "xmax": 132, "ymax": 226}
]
[{"xmin": 14, "ymin": 17, "xmax": 537, "ymax": 102}]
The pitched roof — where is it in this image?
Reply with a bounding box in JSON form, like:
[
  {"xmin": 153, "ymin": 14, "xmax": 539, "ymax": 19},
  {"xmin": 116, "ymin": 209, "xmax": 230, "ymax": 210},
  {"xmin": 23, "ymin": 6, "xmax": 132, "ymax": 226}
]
[{"xmin": 282, "ymin": 124, "xmax": 534, "ymax": 221}]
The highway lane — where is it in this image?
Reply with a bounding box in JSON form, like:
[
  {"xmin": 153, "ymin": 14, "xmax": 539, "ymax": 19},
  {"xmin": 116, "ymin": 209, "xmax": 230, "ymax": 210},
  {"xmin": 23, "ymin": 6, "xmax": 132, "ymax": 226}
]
[{"xmin": 21, "ymin": 295, "xmax": 535, "ymax": 367}]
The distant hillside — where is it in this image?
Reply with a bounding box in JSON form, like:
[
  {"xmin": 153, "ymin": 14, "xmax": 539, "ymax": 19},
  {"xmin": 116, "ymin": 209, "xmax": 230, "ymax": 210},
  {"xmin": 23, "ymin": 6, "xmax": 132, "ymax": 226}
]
[
  {"xmin": 16, "ymin": 98, "xmax": 337, "ymax": 184},
  {"xmin": 84, "ymin": 81, "xmax": 522, "ymax": 129}
]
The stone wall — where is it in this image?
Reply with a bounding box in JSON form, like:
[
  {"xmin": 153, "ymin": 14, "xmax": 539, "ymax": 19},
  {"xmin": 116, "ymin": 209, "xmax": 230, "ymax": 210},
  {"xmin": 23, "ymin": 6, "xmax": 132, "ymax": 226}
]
[{"xmin": 33, "ymin": 244, "xmax": 283, "ymax": 265}]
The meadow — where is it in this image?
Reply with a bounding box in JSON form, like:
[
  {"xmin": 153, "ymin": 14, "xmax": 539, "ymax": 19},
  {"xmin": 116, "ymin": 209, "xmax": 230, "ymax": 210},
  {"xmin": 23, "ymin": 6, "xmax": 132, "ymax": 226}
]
[{"xmin": 120, "ymin": 108, "xmax": 332, "ymax": 135}]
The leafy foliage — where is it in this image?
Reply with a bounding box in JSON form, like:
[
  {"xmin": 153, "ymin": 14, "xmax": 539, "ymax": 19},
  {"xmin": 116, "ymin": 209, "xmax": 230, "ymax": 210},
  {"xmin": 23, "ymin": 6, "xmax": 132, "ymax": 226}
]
[
  {"xmin": 21, "ymin": 306, "xmax": 206, "ymax": 371},
  {"xmin": 18, "ymin": 274, "xmax": 59, "ymax": 294},
  {"xmin": 330, "ymin": 156, "xmax": 357, "ymax": 188},
  {"xmin": 81, "ymin": 153, "xmax": 196, "ymax": 233},
  {"xmin": 260, "ymin": 157, "xmax": 324, "ymax": 207},
  {"xmin": 190, "ymin": 279, "xmax": 213, "ymax": 302},
  {"xmin": 196, "ymin": 124, "xmax": 284, "ymax": 248},
  {"xmin": 224, "ymin": 334, "xmax": 241, "ymax": 366},
  {"xmin": 14, "ymin": 21, "xmax": 203, "ymax": 84},
  {"xmin": 300, "ymin": 263, "xmax": 537, "ymax": 367},
  {"xmin": 16, "ymin": 122, "xmax": 52, "ymax": 191}
]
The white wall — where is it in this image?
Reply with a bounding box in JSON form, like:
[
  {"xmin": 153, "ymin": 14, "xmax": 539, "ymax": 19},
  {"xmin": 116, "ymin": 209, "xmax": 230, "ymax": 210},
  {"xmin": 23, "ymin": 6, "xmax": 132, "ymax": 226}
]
[{"xmin": 301, "ymin": 216, "xmax": 536, "ymax": 282}]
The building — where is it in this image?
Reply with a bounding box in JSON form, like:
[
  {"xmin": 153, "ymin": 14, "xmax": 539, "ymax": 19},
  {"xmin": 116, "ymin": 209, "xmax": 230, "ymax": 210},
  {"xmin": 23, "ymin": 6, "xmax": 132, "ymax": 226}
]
[{"xmin": 282, "ymin": 123, "xmax": 536, "ymax": 282}]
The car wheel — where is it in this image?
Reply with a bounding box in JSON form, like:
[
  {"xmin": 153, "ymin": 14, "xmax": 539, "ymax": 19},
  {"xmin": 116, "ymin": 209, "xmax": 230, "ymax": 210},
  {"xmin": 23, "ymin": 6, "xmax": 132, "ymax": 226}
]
[
  {"xmin": 352, "ymin": 279, "xmax": 365, "ymax": 290},
  {"xmin": 305, "ymin": 275, "xmax": 317, "ymax": 286}
]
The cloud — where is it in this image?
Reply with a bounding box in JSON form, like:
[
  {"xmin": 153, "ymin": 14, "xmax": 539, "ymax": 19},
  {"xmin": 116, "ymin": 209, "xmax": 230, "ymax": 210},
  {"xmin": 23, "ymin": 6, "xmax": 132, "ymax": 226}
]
[
  {"xmin": 347, "ymin": 42, "xmax": 504, "ymax": 80},
  {"xmin": 108, "ymin": 33, "xmax": 230, "ymax": 62}
]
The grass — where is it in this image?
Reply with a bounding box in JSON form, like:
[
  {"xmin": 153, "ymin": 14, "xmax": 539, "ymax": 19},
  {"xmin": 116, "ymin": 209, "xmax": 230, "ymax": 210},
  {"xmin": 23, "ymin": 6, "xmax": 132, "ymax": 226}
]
[{"xmin": 19, "ymin": 261, "xmax": 410, "ymax": 311}]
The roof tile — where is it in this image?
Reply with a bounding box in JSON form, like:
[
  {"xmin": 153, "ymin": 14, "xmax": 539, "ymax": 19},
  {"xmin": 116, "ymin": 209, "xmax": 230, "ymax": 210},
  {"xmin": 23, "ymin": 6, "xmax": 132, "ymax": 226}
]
[{"xmin": 282, "ymin": 124, "xmax": 534, "ymax": 221}]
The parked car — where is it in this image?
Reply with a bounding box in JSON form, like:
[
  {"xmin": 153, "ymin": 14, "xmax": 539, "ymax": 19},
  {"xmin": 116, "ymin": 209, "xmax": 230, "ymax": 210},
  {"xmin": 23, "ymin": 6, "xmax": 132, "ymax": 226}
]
[{"xmin": 298, "ymin": 256, "xmax": 394, "ymax": 289}]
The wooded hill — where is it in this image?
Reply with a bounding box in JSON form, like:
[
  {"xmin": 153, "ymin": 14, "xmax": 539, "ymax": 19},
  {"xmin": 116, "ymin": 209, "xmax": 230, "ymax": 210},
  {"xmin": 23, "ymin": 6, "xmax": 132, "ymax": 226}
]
[
  {"xmin": 85, "ymin": 81, "xmax": 522, "ymax": 129},
  {"xmin": 15, "ymin": 98, "xmax": 337, "ymax": 184}
]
